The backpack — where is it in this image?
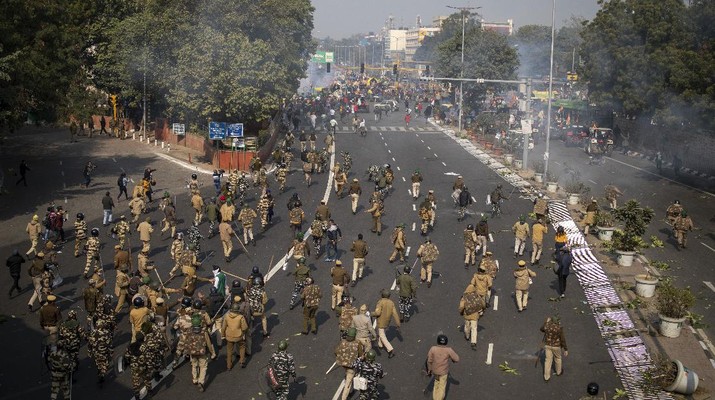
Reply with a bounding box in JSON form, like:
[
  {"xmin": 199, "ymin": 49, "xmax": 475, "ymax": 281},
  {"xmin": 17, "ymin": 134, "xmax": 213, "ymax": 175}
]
[
  {"xmin": 117, "ymin": 176, "xmax": 124, "ymax": 187},
  {"xmin": 248, "ymin": 287, "xmax": 265, "ymax": 315},
  {"xmin": 421, "ymin": 244, "xmax": 439, "ymax": 263},
  {"xmin": 463, "ymin": 291, "xmax": 485, "ymax": 315},
  {"xmin": 339, "ymin": 306, "xmax": 357, "ymax": 331}
]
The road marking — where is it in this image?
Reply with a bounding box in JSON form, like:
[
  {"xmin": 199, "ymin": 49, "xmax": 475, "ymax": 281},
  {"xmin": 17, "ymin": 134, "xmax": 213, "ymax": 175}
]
[
  {"xmin": 392, "ymin": 157, "xmax": 396, "ymax": 162},
  {"xmin": 433, "ymin": 153, "xmax": 438, "ymax": 158},
  {"xmin": 486, "ymin": 343, "xmax": 494, "ymax": 365},
  {"xmin": 406, "ymin": 246, "xmax": 411, "ymax": 256},
  {"xmin": 59, "ymin": 161, "xmax": 62, "ymax": 166},
  {"xmin": 412, "ymin": 222, "xmax": 416, "ymax": 231},
  {"xmin": 471, "ymin": 196, "xmax": 476, "ymax": 203},
  {"xmin": 554, "ymin": 161, "xmax": 562, "ymax": 166},
  {"xmin": 495, "ymin": 260, "xmax": 499, "ymax": 271},
  {"xmin": 388, "ymin": 149, "xmax": 392, "ymax": 154},
  {"xmin": 704, "ymin": 281, "xmax": 715, "ymax": 293},
  {"xmin": 421, "ymin": 140, "xmax": 424, "ymax": 143},
  {"xmin": 112, "ymin": 157, "xmax": 117, "ymax": 163},
  {"xmin": 408, "ymin": 189, "xmax": 412, "ymax": 196},
  {"xmin": 701, "ymin": 242, "xmax": 715, "ymax": 253},
  {"xmin": 493, "ymin": 295, "xmax": 499, "ymax": 311},
  {"xmin": 605, "ymin": 156, "xmax": 715, "ymax": 198},
  {"xmin": 427, "ymin": 146, "xmax": 431, "ymax": 150},
  {"xmin": 332, "ymin": 379, "xmax": 346, "ymax": 400},
  {"xmin": 61, "ymin": 171, "xmax": 64, "ymax": 177},
  {"xmin": 588, "ymin": 179, "xmax": 597, "ymax": 185},
  {"xmin": 402, "ymin": 177, "xmax": 406, "ymax": 182},
  {"xmin": 442, "ymin": 162, "xmax": 447, "ymax": 167},
  {"xmin": 489, "ymin": 233, "xmax": 494, "ymax": 242},
  {"xmin": 397, "ymin": 166, "xmax": 401, "ymax": 171},
  {"xmin": 391, "ymin": 279, "xmax": 397, "ymax": 290},
  {"xmin": 413, "ymin": 204, "xmax": 416, "ymax": 211}
]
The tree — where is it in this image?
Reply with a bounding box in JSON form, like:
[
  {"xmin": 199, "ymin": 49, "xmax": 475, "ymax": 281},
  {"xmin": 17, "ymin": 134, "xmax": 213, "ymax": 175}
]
[{"xmin": 511, "ymin": 25, "xmax": 552, "ymax": 77}]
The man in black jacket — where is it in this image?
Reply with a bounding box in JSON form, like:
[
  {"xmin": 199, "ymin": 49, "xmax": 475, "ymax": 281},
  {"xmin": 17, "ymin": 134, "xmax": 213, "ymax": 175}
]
[{"xmin": 6, "ymin": 250, "xmax": 25, "ymax": 297}]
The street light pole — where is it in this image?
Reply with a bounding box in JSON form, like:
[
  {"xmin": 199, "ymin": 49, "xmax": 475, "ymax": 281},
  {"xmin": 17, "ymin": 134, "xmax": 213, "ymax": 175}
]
[
  {"xmin": 544, "ymin": 0, "xmax": 556, "ymax": 178},
  {"xmin": 447, "ymin": 5, "xmax": 480, "ymax": 134}
]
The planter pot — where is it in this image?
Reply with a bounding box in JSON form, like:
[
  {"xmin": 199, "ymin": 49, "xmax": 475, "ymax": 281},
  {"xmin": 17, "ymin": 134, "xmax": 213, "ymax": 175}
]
[
  {"xmin": 514, "ymin": 159, "xmax": 523, "ymax": 169},
  {"xmin": 546, "ymin": 181, "xmax": 558, "ymax": 193},
  {"xmin": 634, "ymin": 274, "xmax": 658, "ymax": 298},
  {"xmin": 567, "ymin": 193, "xmax": 580, "ymax": 205},
  {"xmin": 616, "ymin": 250, "xmax": 637, "ymax": 267},
  {"xmin": 485, "ymin": 142, "xmax": 494, "ymax": 150},
  {"xmin": 504, "ymin": 154, "xmax": 514, "ymax": 165},
  {"xmin": 492, "ymin": 148, "xmax": 503, "ymax": 156},
  {"xmin": 597, "ymin": 226, "xmax": 615, "ymax": 242},
  {"xmin": 665, "ymin": 360, "xmax": 699, "ymax": 394},
  {"xmin": 659, "ymin": 315, "xmax": 687, "ymax": 339},
  {"xmin": 534, "ymin": 173, "xmax": 544, "ymax": 183}
]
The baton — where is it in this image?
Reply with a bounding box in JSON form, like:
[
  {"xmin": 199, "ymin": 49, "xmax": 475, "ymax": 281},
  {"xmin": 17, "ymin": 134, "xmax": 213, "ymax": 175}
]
[
  {"xmin": 325, "ymin": 361, "xmax": 338, "ymax": 375},
  {"xmin": 211, "ymin": 293, "xmax": 232, "ymax": 322},
  {"xmin": 154, "ymin": 269, "xmax": 171, "ymax": 300},
  {"xmin": 126, "ymin": 236, "xmax": 133, "ymax": 274},
  {"xmin": 223, "ymin": 270, "xmax": 249, "ymax": 282},
  {"xmin": 232, "ymin": 230, "xmax": 252, "ymax": 258}
]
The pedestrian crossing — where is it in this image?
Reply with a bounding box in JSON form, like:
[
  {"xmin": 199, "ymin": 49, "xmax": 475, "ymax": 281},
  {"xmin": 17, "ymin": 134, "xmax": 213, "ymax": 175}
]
[{"xmin": 330, "ymin": 125, "xmax": 439, "ymax": 133}]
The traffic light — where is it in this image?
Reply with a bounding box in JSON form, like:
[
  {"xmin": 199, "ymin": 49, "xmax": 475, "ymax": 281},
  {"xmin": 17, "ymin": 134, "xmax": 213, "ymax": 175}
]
[
  {"xmin": 425, "ymin": 65, "xmax": 430, "ymax": 75},
  {"xmin": 393, "ymin": 64, "xmax": 398, "ymax": 75},
  {"xmin": 360, "ymin": 63, "xmax": 365, "ymax": 74},
  {"xmin": 326, "ymin": 62, "xmax": 331, "ymax": 73}
]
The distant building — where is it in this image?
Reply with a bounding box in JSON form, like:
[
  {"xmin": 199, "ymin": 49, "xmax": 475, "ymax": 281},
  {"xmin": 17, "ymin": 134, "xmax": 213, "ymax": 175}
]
[
  {"xmin": 432, "ymin": 16, "xmax": 448, "ymax": 28},
  {"xmin": 405, "ymin": 27, "xmax": 441, "ymax": 62},
  {"xmin": 385, "ymin": 29, "xmax": 407, "ymax": 61},
  {"xmin": 481, "ymin": 19, "xmax": 513, "ymax": 36}
]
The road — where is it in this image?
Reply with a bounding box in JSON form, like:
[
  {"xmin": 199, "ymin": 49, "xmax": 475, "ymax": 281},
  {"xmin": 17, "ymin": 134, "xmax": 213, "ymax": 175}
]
[
  {"xmin": 0, "ymin": 113, "xmax": 621, "ymax": 399},
  {"xmin": 531, "ymin": 134, "xmax": 715, "ymax": 341}
]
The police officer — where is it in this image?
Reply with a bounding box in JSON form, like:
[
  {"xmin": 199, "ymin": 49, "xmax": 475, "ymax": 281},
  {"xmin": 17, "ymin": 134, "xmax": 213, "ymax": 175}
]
[
  {"xmin": 88, "ymin": 317, "xmax": 113, "ymax": 384},
  {"xmin": 348, "ymin": 178, "xmax": 362, "ymax": 214},
  {"xmin": 257, "ymin": 191, "xmax": 274, "ymax": 231},
  {"xmin": 459, "ymin": 284, "xmax": 484, "ymax": 351},
  {"xmin": 40, "ymin": 294, "xmax": 62, "ymax": 343},
  {"xmin": 541, "ymin": 316, "xmax": 568, "ymax": 382},
  {"xmin": 310, "ymin": 213, "xmax": 325, "ymax": 258},
  {"xmin": 396, "ymin": 265, "xmax": 417, "ymax": 322},
  {"xmin": 351, "ymin": 349, "xmax": 384, "ymax": 400},
  {"xmin": 335, "ymin": 327, "xmax": 365, "ymax": 400},
  {"xmin": 427, "ymin": 335, "xmax": 460, "ymax": 400},
  {"xmin": 373, "ymin": 289, "xmax": 400, "ymax": 358},
  {"xmin": 48, "ymin": 342, "xmax": 72, "ymax": 399},
  {"xmin": 673, "ymin": 210, "xmax": 694, "ymax": 249},
  {"xmin": 301, "ymin": 277, "xmax": 322, "ymax": 334},
  {"xmin": 84, "ymin": 228, "xmax": 101, "ymax": 277},
  {"xmin": 114, "ymin": 215, "xmax": 130, "ymax": 249},
  {"xmin": 57, "ymin": 310, "xmax": 84, "ymax": 373},
  {"xmin": 221, "ymin": 299, "xmax": 249, "ymax": 370},
  {"xmin": 238, "ymin": 203, "xmax": 258, "ymax": 246},
  {"xmin": 417, "ymin": 237, "xmax": 439, "ymax": 288},
  {"xmin": 411, "ymin": 169, "xmax": 423, "ymax": 200},
  {"xmin": 388, "ymin": 224, "xmax": 407, "ymax": 263},
  {"xmin": 330, "ymin": 260, "xmax": 349, "ymax": 310},
  {"xmin": 463, "ymin": 224, "xmax": 478, "ymax": 269},
  {"xmin": 268, "ymin": 340, "xmax": 296, "ymax": 400},
  {"xmin": 289, "ymin": 257, "xmax": 311, "ymax": 310},
  {"xmin": 365, "ymin": 196, "xmax": 383, "ymax": 235},
  {"xmin": 246, "ymin": 276, "xmax": 270, "ymax": 338},
  {"xmin": 350, "ymin": 234, "xmax": 369, "ymax": 287},
  {"xmin": 191, "ymin": 191, "xmax": 204, "ymax": 225},
  {"xmin": 137, "ymin": 217, "xmax": 153, "ymax": 253},
  {"xmin": 74, "ymin": 213, "xmax": 88, "ymax": 257}
]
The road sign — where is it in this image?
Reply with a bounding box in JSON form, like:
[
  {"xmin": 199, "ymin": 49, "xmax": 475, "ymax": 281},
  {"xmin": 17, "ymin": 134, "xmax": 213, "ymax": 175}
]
[
  {"xmin": 232, "ymin": 138, "xmax": 245, "ymax": 149},
  {"xmin": 244, "ymin": 137, "xmax": 257, "ymax": 151},
  {"xmin": 172, "ymin": 123, "xmax": 185, "ymax": 136},
  {"xmin": 227, "ymin": 123, "xmax": 244, "ymax": 138},
  {"xmin": 209, "ymin": 122, "xmax": 227, "ymax": 140},
  {"xmin": 325, "ymin": 52, "xmax": 334, "ymax": 63},
  {"xmin": 567, "ymin": 72, "xmax": 578, "ymax": 81},
  {"xmin": 311, "ymin": 51, "xmax": 334, "ymax": 64}
]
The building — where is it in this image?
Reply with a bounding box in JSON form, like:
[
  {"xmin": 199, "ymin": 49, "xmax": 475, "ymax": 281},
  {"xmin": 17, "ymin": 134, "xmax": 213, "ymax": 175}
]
[
  {"xmin": 432, "ymin": 15, "xmax": 448, "ymax": 28},
  {"xmin": 481, "ymin": 19, "xmax": 513, "ymax": 36},
  {"xmin": 384, "ymin": 29, "xmax": 407, "ymax": 61},
  {"xmin": 405, "ymin": 27, "xmax": 441, "ymax": 62}
]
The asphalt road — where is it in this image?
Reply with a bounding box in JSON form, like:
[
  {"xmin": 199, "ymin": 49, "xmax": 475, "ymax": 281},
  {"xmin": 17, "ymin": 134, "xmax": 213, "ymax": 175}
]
[
  {"xmin": 0, "ymin": 114, "xmax": 622, "ymax": 400},
  {"xmin": 530, "ymin": 134, "xmax": 715, "ymax": 341}
]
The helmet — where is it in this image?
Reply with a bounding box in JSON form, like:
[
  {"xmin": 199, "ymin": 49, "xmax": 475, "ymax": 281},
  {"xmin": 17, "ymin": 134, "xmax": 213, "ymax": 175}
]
[
  {"xmin": 67, "ymin": 310, "xmax": 77, "ymax": 319},
  {"xmin": 193, "ymin": 299, "xmax": 203, "ymax": 310},
  {"xmin": 346, "ymin": 327, "xmax": 357, "ymax": 338},
  {"xmin": 296, "ymin": 232, "xmax": 304, "ymax": 241},
  {"xmin": 681, "ymin": 210, "xmax": 687, "ymax": 217},
  {"xmin": 519, "ymin": 215, "xmax": 526, "ymax": 223},
  {"xmin": 33, "ymin": 215, "xmax": 39, "ymax": 221},
  {"xmin": 437, "ymin": 334, "xmax": 448, "ymax": 345},
  {"xmin": 366, "ymin": 349, "xmax": 377, "ymax": 362},
  {"xmin": 305, "ymin": 277, "xmax": 313, "ymax": 285},
  {"xmin": 403, "ymin": 265, "xmax": 411, "ymax": 274},
  {"xmin": 299, "ymin": 257, "xmax": 306, "ymax": 264},
  {"xmin": 252, "ymin": 276, "xmax": 264, "ymax": 287},
  {"xmin": 384, "ymin": 163, "xmax": 390, "ymax": 168},
  {"xmin": 278, "ymin": 340, "xmax": 289, "ymax": 351},
  {"xmin": 181, "ymin": 297, "xmax": 193, "ymax": 308},
  {"xmin": 76, "ymin": 213, "xmax": 84, "ymax": 220},
  {"xmin": 191, "ymin": 173, "xmax": 197, "ymax": 179},
  {"xmin": 209, "ymin": 286, "xmax": 218, "ymax": 294},
  {"xmin": 481, "ymin": 214, "xmax": 488, "ymax": 222},
  {"xmin": 232, "ymin": 279, "xmax": 242, "ymax": 288},
  {"xmin": 586, "ymin": 382, "xmax": 599, "ymax": 395},
  {"xmin": 252, "ymin": 266, "xmax": 260, "ymax": 274},
  {"xmin": 381, "ymin": 289, "xmax": 390, "ymax": 298},
  {"xmin": 467, "ymin": 224, "xmax": 474, "ymax": 230},
  {"xmin": 133, "ymin": 297, "xmax": 145, "ymax": 307},
  {"xmin": 341, "ymin": 293, "xmax": 351, "ymax": 303},
  {"xmin": 120, "ymin": 215, "xmax": 126, "ymax": 220},
  {"xmin": 497, "ymin": 184, "xmax": 502, "ymax": 189},
  {"xmin": 177, "ymin": 232, "xmax": 184, "ymax": 239},
  {"xmin": 91, "ymin": 228, "xmax": 99, "ymax": 237},
  {"xmin": 188, "ymin": 243, "xmax": 196, "ymax": 250},
  {"xmin": 281, "ymin": 163, "xmax": 286, "ymax": 168},
  {"xmin": 674, "ymin": 200, "xmax": 680, "ymax": 204}
]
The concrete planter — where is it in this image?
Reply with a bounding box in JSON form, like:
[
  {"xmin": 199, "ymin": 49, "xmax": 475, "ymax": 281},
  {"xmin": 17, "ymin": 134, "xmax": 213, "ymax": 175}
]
[
  {"xmin": 492, "ymin": 148, "xmax": 503, "ymax": 156},
  {"xmin": 664, "ymin": 360, "xmax": 699, "ymax": 394},
  {"xmin": 546, "ymin": 181, "xmax": 558, "ymax": 193},
  {"xmin": 485, "ymin": 142, "xmax": 494, "ymax": 150},
  {"xmin": 634, "ymin": 274, "xmax": 658, "ymax": 298},
  {"xmin": 567, "ymin": 193, "xmax": 580, "ymax": 205},
  {"xmin": 597, "ymin": 226, "xmax": 615, "ymax": 242},
  {"xmin": 503, "ymin": 154, "xmax": 513, "ymax": 165},
  {"xmin": 659, "ymin": 314, "xmax": 687, "ymax": 338},
  {"xmin": 534, "ymin": 173, "xmax": 544, "ymax": 183},
  {"xmin": 616, "ymin": 250, "xmax": 637, "ymax": 267},
  {"xmin": 514, "ymin": 159, "xmax": 523, "ymax": 169}
]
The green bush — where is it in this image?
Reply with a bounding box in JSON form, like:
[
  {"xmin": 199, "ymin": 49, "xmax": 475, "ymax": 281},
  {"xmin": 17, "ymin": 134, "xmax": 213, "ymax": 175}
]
[{"xmin": 656, "ymin": 280, "xmax": 695, "ymax": 319}]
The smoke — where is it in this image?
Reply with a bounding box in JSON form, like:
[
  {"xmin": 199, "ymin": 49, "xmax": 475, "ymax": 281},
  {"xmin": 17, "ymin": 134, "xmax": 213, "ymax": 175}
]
[
  {"xmin": 298, "ymin": 62, "xmax": 335, "ymax": 95},
  {"xmin": 513, "ymin": 42, "xmax": 550, "ymax": 78}
]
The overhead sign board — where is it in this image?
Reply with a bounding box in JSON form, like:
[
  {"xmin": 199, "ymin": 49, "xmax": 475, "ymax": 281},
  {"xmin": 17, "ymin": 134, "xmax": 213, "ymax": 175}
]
[
  {"xmin": 227, "ymin": 123, "xmax": 244, "ymax": 138},
  {"xmin": 311, "ymin": 51, "xmax": 334, "ymax": 64},
  {"xmin": 208, "ymin": 122, "xmax": 227, "ymax": 140},
  {"xmin": 172, "ymin": 123, "xmax": 185, "ymax": 136}
]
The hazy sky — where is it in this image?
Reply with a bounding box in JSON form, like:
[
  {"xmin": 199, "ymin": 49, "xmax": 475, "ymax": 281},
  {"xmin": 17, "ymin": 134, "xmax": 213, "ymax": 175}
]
[{"xmin": 311, "ymin": 0, "xmax": 601, "ymax": 39}]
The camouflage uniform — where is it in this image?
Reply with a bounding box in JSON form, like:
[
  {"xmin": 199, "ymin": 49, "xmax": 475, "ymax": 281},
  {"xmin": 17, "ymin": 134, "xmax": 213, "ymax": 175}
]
[
  {"xmin": 170, "ymin": 237, "xmax": 184, "ymax": 263},
  {"xmin": 268, "ymin": 350, "xmax": 296, "ymax": 400},
  {"xmin": 48, "ymin": 346, "xmax": 72, "ymax": 400},
  {"xmin": 88, "ymin": 319, "xmax": 113, "ymax": 381},
  {"xmin": 125, "ymin": 335, "xmax": 152, "ymax": 398},
  {"xmin": 301, "ymin": 281, "xmax": 322, "ymax": 333},
  {"xmin": 335, "ymin": 335, "xmax": 365, "ymax": 400},
  {"xmin": 187, "ymin": 224, "xmax": 203, "ymax": 252},
  {"xmin": 238, "ymin": 206, "xmax": 258, "ymax": 245},
  {"xmin": 418, "ymin": 201, "xmax": 432, "ymax": 235},
  {"xmin": 84, "ymin": 237, "xmax": 100, "ymax": 275},
  {"xmin": 289, "ymin": 262, "xmax": 310, "ymax": 309},
  {"xmin": 417, "ymin": 241, "xmax": 439, "ymax": 286},
  {"xmin": 74, "ymin": 219, "xmax": 87, "ymax": 257},
  {"xmin": 186, "ymin": 327, "xmax": 210, "ymax": 387},
  {"xmin": 142, "ymin": 323, "xmax": 169, "ymax": 374},
  {"xmin": 310, "ymin": 218, "xmax": 325, "ymax": 257},
  {"xmin": 388, "ymin": 226, "xmax": 406, "ymax": 263},
  {"xmin": 289, "ymin": 207, "xmax": 305, "ymax": 233},
  {"xmin": 351, "ymin": 358, "xmax": 384, "ymax": 400},
  {"xmin": 247, "ymin": 286, "xmax": 269, "ymax": 335},
  {"xmin": 276, "ymin": 166, "xmax": 288, "ymax": 192},
  {"xmin": 57, "ymin": 314, "xmax": 84, "ymax": 372},
  {"xmin": 257, "ymin": 194, "xmax": 274, "ymax": 230},
  {"xmin": 115, "ymin": 219, "xmax": 130, "ymax": 249}
]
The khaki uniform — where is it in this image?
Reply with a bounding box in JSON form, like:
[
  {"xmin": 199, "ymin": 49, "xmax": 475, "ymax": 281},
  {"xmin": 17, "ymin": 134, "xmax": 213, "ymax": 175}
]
[
  {"xmin": 179, "ymin": 250, "xmax": 200, "ymax": 276},
  {"xmin": 541, "ymin": 319, "xmax": 567, "ymax": 381},
  {"xmin": 334, "ymin": 171, "xmax": 347, "ymax": 198},
  {"xmin": 411, "ymin": 173, "xmax": 423, "ymax": 198},
  {"xmin": 673, "ymin": 215, "xmax": 694, "ymax": 248},
  {"xmin": 335, "ymin": 337, "xmax": 365, "ymax": 400},
  {"xmin": 220, "ymin": 203, "xmax": 235, "ymax": 222},
  {"xmin": 605, "ymin": 185, "xmax": 622, "ymax": 209},
  {"xmin": 161, "ymin": 205, "xmax": 177, "ymax": 238},
  {"xmin": 582, "ymin": 202, "xmax": 598, "ymax": 235},
  {"xmin": 470, "ymin": 271, "xmax": 493, "ymax": 304},
  {"xmin": 129, "ymin": 197, "xmax": 145, "ymax": 223},
  {"xmin": 514, "ymin": 266, "xmax": 536, "ymax": 311},
  {"xmin": 114, "ymin": 270, "xmax": 130, "ymax": 313},
  {"xmin": 512, "ymin": 221, "xmax": 530, "ymax": 257},
  {"xmin": 463, "ymin": 229, "xmax": 478, "ymax": 266},
  {"xmin": 25, "ymin": 220, "xmax": 42, "ymax": 256},
  {"xmin": 531, "ymin": 222, "xmax": 548, "ymax": 264},
  {"xmin": 219, "ymin": 222, "xmax": 234, "ymax": 258},
  {"xmin": 388, "ymin": 227, "xmax": 406, "ymax": 263},
  {"xmin": 221, "ymin": 310, "xmax": 249, "ymax": 369},
  {"xmin": 365, "ymin": 200, "xmax": 383, "ymax": 234},
  {"xmin": 418, "ymin": 203, "xmax": 432, "ymax": 234},
  {"xmin": 137, "ymin": 221, "xmax": 153, "ymax": 252},
  {"xmin": 276, "ymin": 167, "xmax": 288, "ymax": 192},
  {"xmin": 114, "ymin": 249, "xmax": 131, "ymax": 272},
  {"xmin": 417, "ymin": 242, "xmax": 439, "ymax": 284},
  {"xmin": 459, "ymin": 286, "xmax": 483, "ymax": 345},
  {"xmin": 350, "ymin": 239, "xmax": 368, "ymax": 281},
  {"xmin": 666, "ymin": 203, "xmax": 683, "ymax": 226},
  {"xmin": 191, "ymin": 194, "xmax": 204, "ymax": 224},
  {"xmin": 291, "ymin": 239, "xmax": 310, "ymax": 261},
  {"xmin": 373, "ymin": 298, "xmax": 400, "ymax": 353},
  {"xmin": 348, "ymin": 181, "xmax": 362, "ymax": 214},
  {"xmin": 330, "ymin": 266, "xmax": 349, "ymax": 310},
  {"xmin": 137, "ymin": 252, "xmax": 154, "ymax": 277},
  {"xmin": 533, "ymin": 198, "xmax": 549, "ymax": 220},
  {"xmin": 74, "ymin": 219, "xmax": 87, "ymax": 257},
  {"xmin": 238, "ymin": 207, "xmax": 258, "ymax": 244}
]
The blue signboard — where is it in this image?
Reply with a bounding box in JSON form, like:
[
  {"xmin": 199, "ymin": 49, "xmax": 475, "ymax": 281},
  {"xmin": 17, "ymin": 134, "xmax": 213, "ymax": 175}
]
[
  {"xmin": 227, "ymin": 123, "xmax": 244, "ymax": 138},
  {"xmin": 209, "ymin": 122, "xmax": 227, "ymax": 140}
]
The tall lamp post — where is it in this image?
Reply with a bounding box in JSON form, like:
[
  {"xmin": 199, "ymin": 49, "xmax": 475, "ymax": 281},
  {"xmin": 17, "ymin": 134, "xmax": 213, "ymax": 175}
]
[
  {"xmin": 447, "ymin": 5, "xmax": 481, "ymax": 134},
  {"xmin": 543, "ymin": 0, "xmax": 556, "ymax": 177}
]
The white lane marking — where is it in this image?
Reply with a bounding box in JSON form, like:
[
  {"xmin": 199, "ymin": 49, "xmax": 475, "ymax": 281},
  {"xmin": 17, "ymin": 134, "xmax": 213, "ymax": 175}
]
[
  {"xmin": 397, "ymin": 166, "xmax": 401, "ymax": 171},
  {"xmin": 402, "ymin": 177, "xmax": 406, "ymax": 182},
  {"xmin": 112, "ymin": 157, "xmax": 117, "ymax": 163},
  {"xmin": 489, "ymin": 233, "xmax": 494, "ymax": 242},
  {"xmin": 412, "ymin": 223, "xmax": 416, "ymax": 231},
  {"xmin": 391, "ymin": 279, "xmax": 397, "ymax": 291},
  {"xmin": 388, "ymin": 149, "xmax": 392, "ymax": 154},
  {"xmin": 442, "ymin": 162, "xmax": 447, "ymax": 167},
  {"xmin": 554, "ymin": 161, "xmax": 562, "ymax": 166},
  {"xmin": 392, "ymin": 157, "xmax": 396, "ymax": 162},
  {"xmin": 433, "ymin": 153, "xmax": 438, "ymax": 158},
  {"xmin": 493, "ymin": 295, "xmax": 499, "ymax": 311},
  {"xmin": 701, "ymin": 242, "xmax": 715, "ymax": 253},
  {"xmin": 588, "ymin": 179, "xmax": 597, "ymax": 185},
  {"xmin": 421, "ymin": 140, "xmax": 424, "ymax": 143},
  {"xmin": 704, "ymin": 281, "xmax": 715, "ymax": 293},
  {"xmin": 61, "ymin": 171, "xmax": 65, "ymax": 177},
  {"xmin": 384, "ymin": 142, "xmax": 388, "ymax": 146},
  {"xmin": 427, "ymin": 146, "xmax": 431, "ymax": 150},
  {"xmin": 606, "ymin": 156, "xmax": 715, "ymax": 198},
  {"xmin": 413, "ymin": 204, "xmax": 416, "ymax": 211},
  {"xmin": 59, "ymin": 161, "xmax": 62, "ymax": 166},
  {"xmin": 486, "ymin": 343, "xmax": 494, "ymax": 365},
  {"xmin": 332, "ymin": 379, "xmax": 346, "ymax": 400},
  {"xmin": 471, "ymin": 196, "xmax": 476, "ymax": 203},
  {"xmin": 408, "ymin": 189, "xmax": 412, "ymax": 196},
  {"xmin": 154, "ymin": 152, "xmax": 213, "ymax": 174},
  {"xmin": 406, "ymin": 246, "xmax": 411, "ymax": 257},
  {"xmin": 495, "ymin": 260, "xmax": 500, "ymax": 271}
]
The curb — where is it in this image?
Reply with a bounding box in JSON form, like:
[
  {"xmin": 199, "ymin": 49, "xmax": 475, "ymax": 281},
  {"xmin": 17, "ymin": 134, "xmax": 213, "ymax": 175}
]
[{"xmin": 625, "ymin": 150, "xmax": 715, "ymax": 181}]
